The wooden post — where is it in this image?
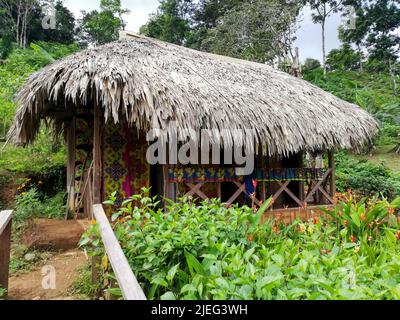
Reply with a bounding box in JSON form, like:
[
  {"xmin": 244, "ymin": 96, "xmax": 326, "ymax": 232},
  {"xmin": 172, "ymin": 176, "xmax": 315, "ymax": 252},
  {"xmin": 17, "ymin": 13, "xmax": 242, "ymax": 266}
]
[
  {"xmin": 66, "ymin": 117, "xmax": 76, "ymax": 214},
  {"xmin": 328, "ymin": 151, "xmax": 336, "ymax": 198},
  {"xmin": 0, "ymin": 211, "xmax": 13, "ymax": 296},
  {"xmin": 93, "ymin": 204, "xmax": 147, "ymax": 300},
  {"xmin": 91, "ymin": 101, "xmax": 102, "ymax": 288},
  {"xmin": 93, "ymin": 102, "xmax": 102, "ymax": 205},
  {"xmin": 162, "ymin": 165, "xmax": 176, "ymax": 206}
]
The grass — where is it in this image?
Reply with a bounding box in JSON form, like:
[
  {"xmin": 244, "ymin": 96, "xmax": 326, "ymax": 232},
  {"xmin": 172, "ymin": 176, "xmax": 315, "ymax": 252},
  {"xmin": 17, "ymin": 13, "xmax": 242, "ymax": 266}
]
[
  {"xmin": 354, "ymin": 145, "xmax": 400, "ymax": 174},
  {"xmin": 70, "ymin": 265, "xmax": 102, "ymax": 300},
  {"xmin": 0, "ymin": 140, "xmax": 66, "ymax": 175},
  {"xmin": 9, "ymin": 245, "xmax": 54, "ymax": 275}
]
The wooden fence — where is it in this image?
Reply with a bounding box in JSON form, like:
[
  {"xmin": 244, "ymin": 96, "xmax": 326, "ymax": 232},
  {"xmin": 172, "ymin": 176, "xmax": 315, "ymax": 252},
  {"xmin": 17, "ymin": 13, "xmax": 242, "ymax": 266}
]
[
  {"xmin": 0, "ymin": 210, "xmax": 13, "ymax": 297},
  {"xmin": 92, "ymin": 204, "xmax": 146, "ymax": 300}
]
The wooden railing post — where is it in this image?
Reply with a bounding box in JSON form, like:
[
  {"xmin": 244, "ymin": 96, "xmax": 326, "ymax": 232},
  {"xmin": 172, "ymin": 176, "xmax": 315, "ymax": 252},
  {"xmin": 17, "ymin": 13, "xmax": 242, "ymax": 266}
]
[
  {"xmin": 93, "ymin": 101, "xmax": 102, "ymax": 205},
  {"xmin": 328, "ymin": 151, "xmax": 336, "ymax": 198},
  {"xmin": 0, "ymin": 210, "xmax": 13, "ymax": 297},
  {"xmin": 92, "ymin": 204, "xmax": 147, "ymax": 300}
]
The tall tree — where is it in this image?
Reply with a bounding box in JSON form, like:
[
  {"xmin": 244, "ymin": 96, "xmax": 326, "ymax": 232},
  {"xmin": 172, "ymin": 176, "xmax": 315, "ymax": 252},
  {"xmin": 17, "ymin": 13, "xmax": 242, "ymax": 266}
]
[
  {"xmin": 140, "ymin": 0, "xmax": 193, "ymax": 45},
  {"xmin": 78, "ymin": 0, "xmax": 129, "ymax": 46},
  {"xmin": 186, "ymin": 0, "xmax": 245, "ymax": 49},
  {"xmin": 340, "ymin": 0, "xmax": 400, "ymax": 72},
  {"xmin": 200, "ymin": 0, "xmax": 303, "ymax": 63},
  {"xmin": 339, "ymin": 0, "xmax": 368, "ymax": 71},
  {"xmin": 364, "ymin": 0, "xmax": 400, "ymax": 70},
  {"xmin": 0, "ymin": 0, "xmax": 39, "ymax": 48},
  {"xmin": 308, "ymin": 0, "xmax": 344, "ymax": 78},
  {"xmin": 43, "ymin": 0, "xmax": 75, "ymax": 44},
  {"xmin": 26, "ymin": 0, "xmax": 76, "ymax": 44}
]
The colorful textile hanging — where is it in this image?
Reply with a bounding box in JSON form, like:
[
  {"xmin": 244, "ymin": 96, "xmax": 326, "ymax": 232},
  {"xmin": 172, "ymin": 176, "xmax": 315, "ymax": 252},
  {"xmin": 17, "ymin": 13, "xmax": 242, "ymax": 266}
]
[
  {"xmin": 168, "ymin": 166, "xmax": 241, "ymax": 183},
  {"xmin": 103, "ymin": 122, "xmax": 150, "ymax": 213},
  {"xmin": 74, "ymin": 110, "xmax": 93, "ymax": 214},
  {"xmin": 256, "ymin": 168, "xmax": 328, "ymax": 181},
  {"xmin": 167, "ymin": 167, "xmax": 328, "ymax": 183}
]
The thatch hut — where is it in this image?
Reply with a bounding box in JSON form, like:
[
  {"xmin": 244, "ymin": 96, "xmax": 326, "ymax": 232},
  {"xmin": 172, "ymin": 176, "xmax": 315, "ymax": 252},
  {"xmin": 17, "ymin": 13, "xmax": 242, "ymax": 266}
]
[{"xmin": 9, "ymin": 33, "xmax": 378, "ymax": 218}]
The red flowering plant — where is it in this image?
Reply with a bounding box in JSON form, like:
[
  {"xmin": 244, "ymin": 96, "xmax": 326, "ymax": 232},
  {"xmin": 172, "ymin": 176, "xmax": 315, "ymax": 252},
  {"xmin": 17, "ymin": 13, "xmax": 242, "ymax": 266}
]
[{"xmin": 321, "ymin": 194, "xmax": 400, "ymax": 244}]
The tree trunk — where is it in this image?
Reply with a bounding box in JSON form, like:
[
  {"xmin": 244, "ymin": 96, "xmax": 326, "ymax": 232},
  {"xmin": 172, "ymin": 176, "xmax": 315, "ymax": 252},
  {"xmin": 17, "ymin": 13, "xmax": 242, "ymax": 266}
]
[
  {"xmin": 357, "ymin": 44, "xmax": 363, "ymax": 72},
  {"xmin": 16, "ymin": 5, "xmax": 21, "ymax": 47},
  {"xmin": 322, "ymin": 20, "xmax": 327, "ymax": 79}
]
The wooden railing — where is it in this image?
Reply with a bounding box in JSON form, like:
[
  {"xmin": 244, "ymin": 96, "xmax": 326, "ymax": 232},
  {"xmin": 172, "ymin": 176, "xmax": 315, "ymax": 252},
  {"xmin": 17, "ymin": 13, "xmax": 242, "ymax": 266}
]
[
  {"xmin": 92, "ymin": 204, "xmax": 146, "ymax": 300},
  {"xmin": 0, "ymin": 210, "xmax": 13, "ymax": 297},
  {"xmin": 168, "ymin": 166, "xmax": 335, "ymax": 209}
]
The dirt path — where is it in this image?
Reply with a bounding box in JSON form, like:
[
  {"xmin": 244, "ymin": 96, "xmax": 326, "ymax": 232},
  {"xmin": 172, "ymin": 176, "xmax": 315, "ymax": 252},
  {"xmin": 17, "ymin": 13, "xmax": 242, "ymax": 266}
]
[{"xmin": 8, "ymin": 249, "xmax": 88, "ymax": 300}]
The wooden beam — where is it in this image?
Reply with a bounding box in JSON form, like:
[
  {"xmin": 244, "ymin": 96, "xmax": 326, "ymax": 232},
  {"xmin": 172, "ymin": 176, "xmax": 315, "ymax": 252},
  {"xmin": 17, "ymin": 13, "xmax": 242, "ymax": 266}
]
[
  {"xmin": 304, "ymin": 169, "xmax": 333, "ymax": 203},
  {"xmin": 185, "ymin": 183, "xmax": 206, "ymax": 198},
  {"xmin": 272, "ymin": 181, "xmax": 291, "ymax": 203},
  {"xmin": 66, "ymin": 117, "xmax": 76, "ymax": 213},
  {"xmin": 93, "ymin": 102, "xmax": 102, "ymax": 205},
  {"xmin": 277, "ymin": 181, "xmax": 304, "ymax": 208},
  {"xmin": 93, "ymin": 204, "xmax": 147, "ymax": 300},
  {"xmin": 0, "ymin": 210, "xmax": 12, "ymax": 235},
  {"xmin": 328, "ymin": 151, "xmax": 336, "ymax": 198},
  {"xmin": 226, "ymin": 182, "xmax": 246, "ymax": 207},
  {"xmin": 0, "ymin": 210, "xmax": 13, "ymax": 295},
  {"xmin": 318, "ymin": 185, "xmax": 334, "ymax": 205}
]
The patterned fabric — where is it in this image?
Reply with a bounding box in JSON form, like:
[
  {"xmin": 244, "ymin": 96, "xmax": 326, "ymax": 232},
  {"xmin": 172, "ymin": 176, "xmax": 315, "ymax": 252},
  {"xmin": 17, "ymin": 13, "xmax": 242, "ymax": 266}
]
[
  {"xmin": 168, "ymin": 166, "xmax": 241, "ymax": 183},
  {"xmin": 257, "ymin": 168, "xmax": 328, "ymax": 181},
  {"xmin": 74, "ymin": 110, "xmax": 93, "ymax": 214},
  {"xmin": 103, "ymin": 123, "xmax": 128, "ymax": 208},
  {"xmin": 103, "ymin": 122, "xmax": 150, "ymax": 213},
  {"xmin": 168, "ymin": 167, "xmax": 328, "ymax": 183}
]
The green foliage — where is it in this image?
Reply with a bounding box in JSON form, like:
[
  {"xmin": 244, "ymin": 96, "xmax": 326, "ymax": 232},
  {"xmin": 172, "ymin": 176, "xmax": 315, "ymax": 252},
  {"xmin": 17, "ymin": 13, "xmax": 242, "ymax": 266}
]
[
  {"xmin": 340, "ymin": 0, "xmax": 400, "ymax": 72},
  {"xmin": 0, "ymin": 130, "xmax": 66, "ymax": 175},
  {"xmin": 141, "ymin": 0, "xmax": 303, "ymax": 63},
  {"xmin": 39, "ymin": 1, "xmax": 76, "ymax": 44},
  {"xmin": 0, "ymin": 287, "xmax": 6, "ymax": 299},
  {"xmin": 140, "ymin": 0, "xmax": 192, "ymax": 45},
  {"xmin": 9, "ymin": 248, "xmax": 53, "ymax": 275},
  {"xmin": 326, "ymin": 43, "xmax": 362, "ymax": 71},
  {"xmin": 303, "ymin": 58, "xmax": 321, "ymax": 71},
  {"xmin": 304, "ymin": 69, "xmax": 400, "ymax": 150},
  {"xmin": 304, "ymin": 69, "xmax": 399, "ymax": 110},
  {"xmin": 78, "ymin": 0, "xmax": 129, "ymax": 46},
  {"xmin": 14, "ymin": 187, "xmax": 66, "ymax": 225},
  {"xmin": 199, "ymin": 0, "xmax": 302, "ymax": 63},
  {"xmin": 72, "ymin": 266, "xmax": 102, "ymax": 300},
  {"xmin": 81, "ymin": 190, "xmax": 400, "ymax": 300},
  {"xmin": 335, "ymin": 152, "xmax": 400, "ymax": 200},
  {"xmin": 0, "ymin": 41, "xmax": 79, "ymax": 134}
]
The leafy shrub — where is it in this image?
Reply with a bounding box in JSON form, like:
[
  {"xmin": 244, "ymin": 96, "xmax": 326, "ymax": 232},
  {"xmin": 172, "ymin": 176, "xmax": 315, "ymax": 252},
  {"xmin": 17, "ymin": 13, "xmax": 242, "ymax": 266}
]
[
  {"xmin": 0, "ymin": 129, "xmax": 66, "ymax": 175},
  {"xmin": 81, "ymin": 190, "xmax": 400, "ymax": 300},
  {"xmin": 14, "ymin": 187, "xmax": 66, "ymax": 225},
  {"xmin": 336, "ymin": 152, "xmax": 400, "ymax": 200},
  {"xmin": 326, "ymin": 44, "xmax": 363, "ymax": 71},
  {"xmin": 303, "ymin": 58, "xmax": 321, "ymax": 72},
  {"xmin": 0, "ymin": 287, "xmax": 6, "ymax": 300}
]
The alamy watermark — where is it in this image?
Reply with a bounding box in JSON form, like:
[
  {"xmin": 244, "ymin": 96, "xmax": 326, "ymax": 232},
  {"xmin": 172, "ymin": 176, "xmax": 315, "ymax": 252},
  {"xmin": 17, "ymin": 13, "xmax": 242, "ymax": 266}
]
[
  {"xmin": 146, "ymin": 123, "xmax": 256, "ymax": 175},
  {"xmin": 42, "ymin": 3, "xmax": 56, "ymax": 30},
  {"xmin": 41, "ymin": 265, "xmax": 56, "ymax": 290},
  {"xmin": 341, "ymin": 5, "xmax": 357, "ymax": 30}
]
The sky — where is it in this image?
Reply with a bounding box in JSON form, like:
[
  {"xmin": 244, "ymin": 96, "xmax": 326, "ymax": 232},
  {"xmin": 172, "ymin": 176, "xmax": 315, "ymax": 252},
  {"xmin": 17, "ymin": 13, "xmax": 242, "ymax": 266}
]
[{"xmin": 63, "ymin": 0, "xmax": 343, "ymax": 62}]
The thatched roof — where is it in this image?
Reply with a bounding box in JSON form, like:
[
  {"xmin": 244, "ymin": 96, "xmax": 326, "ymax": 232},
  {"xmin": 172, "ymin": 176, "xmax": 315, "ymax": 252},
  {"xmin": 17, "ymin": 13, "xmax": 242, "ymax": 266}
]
[{"xmin": 10, "ymin": 34, "xmax": 378, "ymax": 156}]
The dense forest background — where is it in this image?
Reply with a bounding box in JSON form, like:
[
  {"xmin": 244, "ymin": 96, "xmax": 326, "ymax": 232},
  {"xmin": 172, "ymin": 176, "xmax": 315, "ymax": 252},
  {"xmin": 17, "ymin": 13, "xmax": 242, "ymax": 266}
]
[{"xmin": 0, "ymin": 0, "xmax": 399, "ymax": 212}]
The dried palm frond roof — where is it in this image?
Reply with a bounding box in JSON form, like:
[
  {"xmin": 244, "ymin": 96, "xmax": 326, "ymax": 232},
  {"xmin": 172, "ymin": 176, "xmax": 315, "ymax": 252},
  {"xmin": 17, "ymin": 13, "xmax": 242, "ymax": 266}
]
[{"xmin": 10, "ymin": 33, "xmax": 378, "ymax": 156}]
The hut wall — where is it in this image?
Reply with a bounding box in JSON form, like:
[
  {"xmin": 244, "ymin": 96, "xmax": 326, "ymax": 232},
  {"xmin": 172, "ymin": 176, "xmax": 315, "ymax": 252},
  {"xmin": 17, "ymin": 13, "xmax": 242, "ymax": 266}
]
[
  {"xmin": 74, "ymin": 109, "xmax": 94, "ymax": 218},
  {"xmin": 102, "ymin": 121, "xmax": 150, "ymax": 214}
]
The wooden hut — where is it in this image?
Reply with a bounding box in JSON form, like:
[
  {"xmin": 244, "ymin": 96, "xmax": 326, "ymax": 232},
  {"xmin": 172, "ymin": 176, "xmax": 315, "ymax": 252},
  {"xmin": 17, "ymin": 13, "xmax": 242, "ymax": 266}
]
[{"xmin": 9, "ymin": 34, "xmax": 378, "ymax": 219}]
